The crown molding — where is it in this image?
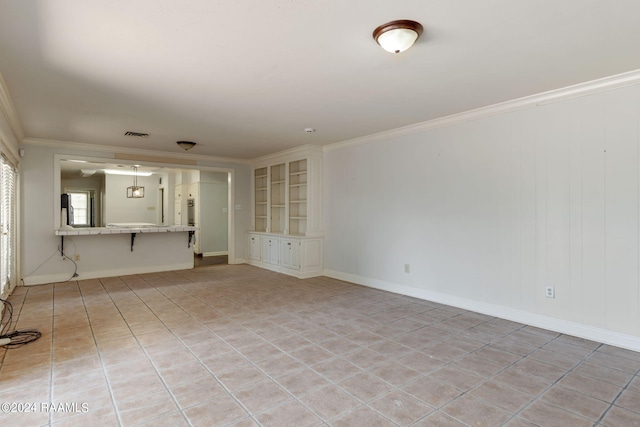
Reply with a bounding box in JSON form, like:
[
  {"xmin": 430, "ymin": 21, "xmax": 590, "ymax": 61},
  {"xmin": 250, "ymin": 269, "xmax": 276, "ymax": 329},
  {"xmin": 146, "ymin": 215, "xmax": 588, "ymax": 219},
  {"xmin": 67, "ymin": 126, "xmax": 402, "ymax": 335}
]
[
  {"xmin": 250, "ymin": 144, "xmax": 323, "ymax": 164},
  {"xmin": 0, "ymin": 71, "xmax": 24, "ymax": 143},
  {"xmin": 21, "ymin": 137, "xmax": 251, "ymax": 165},
  {"xmin": 324, "ymin": 68, "xmax": 640, "ymax": 153}
]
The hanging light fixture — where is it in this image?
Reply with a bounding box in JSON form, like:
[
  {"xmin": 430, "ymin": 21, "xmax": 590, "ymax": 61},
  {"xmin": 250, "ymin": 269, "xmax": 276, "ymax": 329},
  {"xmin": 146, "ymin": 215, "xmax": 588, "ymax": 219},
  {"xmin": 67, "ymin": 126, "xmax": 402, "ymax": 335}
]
[
  {"xmin": 126, "ymin": 166, "xmax": 145, "ymax": 198},
  {"xmin": 373, "ymin": 20, "xmax": 423, "ymax": 53},
  {"xmin": 177, "ymin": 141, "xmax": 196, "ymax": 151}
]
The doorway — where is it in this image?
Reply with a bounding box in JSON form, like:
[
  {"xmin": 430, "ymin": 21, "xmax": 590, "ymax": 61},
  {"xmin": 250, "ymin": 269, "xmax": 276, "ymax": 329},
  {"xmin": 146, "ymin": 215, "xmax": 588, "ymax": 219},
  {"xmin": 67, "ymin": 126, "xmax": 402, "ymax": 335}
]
[
  {"xmin": 194, "ymin": 254, "xmax": 228, "ymax": 267},
  {"xmin": 192, "ymin": 171, "xmax": 230, "ymax": 266}
]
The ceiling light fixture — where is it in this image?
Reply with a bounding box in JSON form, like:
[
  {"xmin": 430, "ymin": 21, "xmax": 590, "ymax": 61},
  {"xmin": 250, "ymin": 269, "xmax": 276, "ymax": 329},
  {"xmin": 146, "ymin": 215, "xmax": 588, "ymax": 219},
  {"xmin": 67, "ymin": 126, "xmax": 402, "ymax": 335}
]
[
  {"xmin": 373, "ymin": 20, "xmax": 423, "ymax": 53},
  {"xmin": 126, "ymin": 166, "xmax": 145, "ymax": 198},
  {"xmin": 177, "ymin": 141, "xmax": 196, "ymax": 151}
]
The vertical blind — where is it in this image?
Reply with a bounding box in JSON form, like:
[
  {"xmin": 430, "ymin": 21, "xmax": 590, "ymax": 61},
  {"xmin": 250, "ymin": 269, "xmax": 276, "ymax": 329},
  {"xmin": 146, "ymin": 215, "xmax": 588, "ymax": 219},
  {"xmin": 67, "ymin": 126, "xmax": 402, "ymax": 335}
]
[{"xmin": 0, "ymin": 154, "xmax": 16, "ymax": 298}]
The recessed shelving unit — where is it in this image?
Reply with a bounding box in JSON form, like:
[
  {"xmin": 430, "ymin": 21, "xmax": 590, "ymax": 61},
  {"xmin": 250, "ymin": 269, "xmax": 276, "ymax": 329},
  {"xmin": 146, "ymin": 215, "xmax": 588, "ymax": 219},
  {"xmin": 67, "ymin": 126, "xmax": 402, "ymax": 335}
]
[
  {"xmin": 249, "ymin": 150, "xmax": 323, "ymax": 279},
  {"xmin": 254, "ymin": 167, "xmax": 268, "ymax": 232},
  {"xmin": 288, "ymin": 159, "xmax": 307, "ymax": 235},
  {"xmin": 270, "ymin": 163, "xmax": 286, "ymax": 233}
]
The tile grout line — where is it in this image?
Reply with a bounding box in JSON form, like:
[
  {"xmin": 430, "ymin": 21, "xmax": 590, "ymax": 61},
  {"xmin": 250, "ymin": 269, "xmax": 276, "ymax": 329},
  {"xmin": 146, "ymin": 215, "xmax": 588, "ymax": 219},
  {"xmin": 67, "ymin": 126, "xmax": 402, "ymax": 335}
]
[
  {"xmin": 12, "ymin": 267, "xmax": 639, "ymax": 427},
  {"xmin": 593, "ymin": 365, "xmax": 640, "ymax": 426},
  {"xmin": 114, "ymin": 275, "xmax": 201, "ymax": 427},
  {"xmin": 84, "ymin": 278, "xmax": 127, "ymax": 427},
  {"xmin": 501, "ymin": 340, "xmax": 605, "ymax": 426},
  {"xmin": 158, "ymin": 279, "xmax": 369, "ymax": 426},
  {"xmin": 48, "ymin": 285, "xmax": 56, "ymax": 427},
  {"xmin": 136, "ymin": 272, "xmax": 268, "ymax": 426},
  {"xmin": 389, "ymin": 315, "xmax": 602, "ymax": 426},
  {"xmin": 153, "ymin": 272, "xmax": 406, "ymax": 426}
]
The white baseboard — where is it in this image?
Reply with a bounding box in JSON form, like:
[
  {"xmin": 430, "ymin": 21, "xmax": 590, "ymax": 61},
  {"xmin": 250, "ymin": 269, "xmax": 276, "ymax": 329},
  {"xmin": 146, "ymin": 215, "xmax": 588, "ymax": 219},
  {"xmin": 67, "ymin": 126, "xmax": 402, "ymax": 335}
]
[
  {"xmin": 323, "ymin": 269, "xmax": 640, "ymax": 353},
  {"xmin": 22, "ymin": 262, "xmax": 194, "ymax": 286},
  {"xmin": 248, "ymin": 260, "xmax": 323, "ymax": 279},
  {"xmin": 202, "ymin": 251, "xmax": 228, "ymax": 257}
]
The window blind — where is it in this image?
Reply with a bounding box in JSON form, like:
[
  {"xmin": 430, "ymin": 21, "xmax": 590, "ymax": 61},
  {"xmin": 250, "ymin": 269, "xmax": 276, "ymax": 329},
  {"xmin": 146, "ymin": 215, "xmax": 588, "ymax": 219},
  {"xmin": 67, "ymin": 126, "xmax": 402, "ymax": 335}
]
[{"xmin": 0, "ymin": 154, "xmax": 17, "ymax": 298}]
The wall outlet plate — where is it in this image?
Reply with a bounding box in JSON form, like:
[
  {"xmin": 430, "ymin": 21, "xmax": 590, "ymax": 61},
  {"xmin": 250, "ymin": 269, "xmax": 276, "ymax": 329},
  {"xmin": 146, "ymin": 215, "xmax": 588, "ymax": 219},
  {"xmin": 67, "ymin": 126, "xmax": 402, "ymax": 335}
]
[{"xmin": 545, "ymin": 285, "xmax": 555, "ymax": 298}]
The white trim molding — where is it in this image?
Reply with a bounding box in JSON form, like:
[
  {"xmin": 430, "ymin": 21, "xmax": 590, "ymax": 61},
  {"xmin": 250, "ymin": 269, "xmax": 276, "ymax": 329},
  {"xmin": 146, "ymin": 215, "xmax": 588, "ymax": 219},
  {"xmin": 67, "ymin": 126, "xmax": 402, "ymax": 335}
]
[
  {"xmin": 251, "ymin": 144, "xmax": 323, "ymax": 164},
  {"xmin": 324, "ymin": 69, "xmax": 640, "ymax": 153},
  {"xmin": 324, "ymin": 269, "xmax": 640, "ymax": 353},
  {"xmin": 0, "ymin": 73, "xmax": 22, "ymax": 165},
  {"xmin": 23, "ymin": 262, "xmax": 194, "ymax": 286},
  {"xmin": 202, "ymin": 251, "xmax": 229, "ymax": 257},
  {"xmin": 0, "ymin": 72, "xmax": 24, "ymax": 142},
  {"xmin": 22, "ymin": 137, "xmax": 250, "ymax": 165}
]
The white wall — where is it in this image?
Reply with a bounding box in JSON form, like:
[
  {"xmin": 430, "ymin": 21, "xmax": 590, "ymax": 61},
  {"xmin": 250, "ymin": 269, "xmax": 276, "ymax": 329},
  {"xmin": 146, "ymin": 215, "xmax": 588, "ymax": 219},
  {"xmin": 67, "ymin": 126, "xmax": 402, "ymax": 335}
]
[
  {"xmin": 198, "ymin": 171, "xmax": 229, "ymax": 255},
  {"xmin": 19, "ymin": 144, "xmax": 250, "ymax": 285},
  {"xmin": 104, "ymin": 173, "xmax": 159, "ymax": 224},
  {"xmin": 324, "ymin": 82, "xmax": 640, "ymax": 351}
]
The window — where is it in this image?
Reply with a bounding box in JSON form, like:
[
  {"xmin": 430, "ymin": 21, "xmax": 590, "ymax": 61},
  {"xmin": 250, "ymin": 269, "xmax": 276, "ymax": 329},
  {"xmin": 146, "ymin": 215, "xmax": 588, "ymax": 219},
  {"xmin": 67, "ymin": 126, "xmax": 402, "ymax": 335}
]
[
  {"xmin": 0, "ymin": 155, "xmax": 17, "ymax": 298},
  {"xmin": 69, "ymin": 191, "xmax": 89, "ymax": 226}
]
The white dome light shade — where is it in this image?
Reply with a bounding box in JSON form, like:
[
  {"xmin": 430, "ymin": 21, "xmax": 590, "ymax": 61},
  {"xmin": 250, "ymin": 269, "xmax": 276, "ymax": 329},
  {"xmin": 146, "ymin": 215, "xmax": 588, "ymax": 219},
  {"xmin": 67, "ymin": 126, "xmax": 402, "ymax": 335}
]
[{"xmin": 373, "ymin": 20, "xmax": 423, "ymax": 53}]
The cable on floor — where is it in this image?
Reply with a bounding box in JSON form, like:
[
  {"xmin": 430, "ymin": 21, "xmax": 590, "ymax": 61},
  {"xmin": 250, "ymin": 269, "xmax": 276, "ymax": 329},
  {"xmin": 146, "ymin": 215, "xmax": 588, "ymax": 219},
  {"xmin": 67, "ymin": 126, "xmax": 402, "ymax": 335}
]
[
  {"xmin": 0, "ymin": 298, "xmax": 41, "ymax": 348},
  {"xmin": 58, "ymin": 244, "xmax": 79, "ymax": 281}
]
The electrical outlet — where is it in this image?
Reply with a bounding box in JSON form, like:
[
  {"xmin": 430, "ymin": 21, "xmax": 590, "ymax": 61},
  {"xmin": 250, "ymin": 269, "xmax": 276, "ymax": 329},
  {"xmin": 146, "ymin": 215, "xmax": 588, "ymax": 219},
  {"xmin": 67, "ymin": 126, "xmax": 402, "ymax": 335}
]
[
  {"xmin": 545, "ymin": 285, "xmax": 555, "ymax": 298},
  {"xmin": 74, "ymin": 254, "xmax": 80, "ymax": 261},
  {"xmin": 404, "ymin": 264, "xmax": 410, "ymax": 273}
]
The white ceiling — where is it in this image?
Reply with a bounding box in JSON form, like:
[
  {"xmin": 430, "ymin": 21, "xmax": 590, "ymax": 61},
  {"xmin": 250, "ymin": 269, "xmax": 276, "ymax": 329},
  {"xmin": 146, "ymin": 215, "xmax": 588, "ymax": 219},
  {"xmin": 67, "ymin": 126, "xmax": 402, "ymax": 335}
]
[{"xmin": 2, "ymin": 0, "xmax": 640, "ymax": 160}]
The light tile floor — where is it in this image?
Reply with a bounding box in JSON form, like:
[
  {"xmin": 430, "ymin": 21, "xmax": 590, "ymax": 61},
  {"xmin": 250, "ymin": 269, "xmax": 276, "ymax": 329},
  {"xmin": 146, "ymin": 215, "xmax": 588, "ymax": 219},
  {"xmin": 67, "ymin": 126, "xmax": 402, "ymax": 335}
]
[{"xmin": 1, "ymin": 264, "xmax": 639, "ymax": 426}]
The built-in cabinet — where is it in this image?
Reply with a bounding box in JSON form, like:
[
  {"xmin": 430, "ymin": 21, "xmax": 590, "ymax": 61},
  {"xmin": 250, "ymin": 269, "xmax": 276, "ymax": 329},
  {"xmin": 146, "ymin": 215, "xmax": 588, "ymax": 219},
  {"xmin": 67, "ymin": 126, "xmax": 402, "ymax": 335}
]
[
  {"xmin": 254, "ymin": 167, "xmax": 268, "ymax": 233},
  {"xmin": 247, "ymin": 232, "xmax": 323, "ymax": 278},
  {"xmin": 174, "ymin": 183, "xmax": 197, "ymax": 225},
  {"xmin": 288, "ymin": 159, "xmax": 307, "ymax": 236},
  {"xmin": 249, "ymin": 147, "xmax": 323, "ymax": 278},
  {"xmin": 174, "ymin": 184, "xmax": 189, "ymax": 226}
]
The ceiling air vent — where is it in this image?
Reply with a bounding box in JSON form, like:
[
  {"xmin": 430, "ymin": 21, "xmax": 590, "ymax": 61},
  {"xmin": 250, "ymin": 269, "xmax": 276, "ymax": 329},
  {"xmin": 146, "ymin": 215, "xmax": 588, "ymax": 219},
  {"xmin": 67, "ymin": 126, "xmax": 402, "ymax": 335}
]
[{"xmin": 124, "ymin": 131, "xmax": 149, "ymax": 138}]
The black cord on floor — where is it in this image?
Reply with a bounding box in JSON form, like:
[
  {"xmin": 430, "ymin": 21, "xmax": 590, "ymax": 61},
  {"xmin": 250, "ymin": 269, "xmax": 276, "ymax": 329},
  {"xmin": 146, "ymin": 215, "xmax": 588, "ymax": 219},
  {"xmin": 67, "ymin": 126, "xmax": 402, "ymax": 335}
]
[
  {"xmin": 58, "ymin": 245, "xmax": 79, "ymax": 281},
  {"xmin": 0, "ymin": 298, "xmax": 41, "ymax": 348}
]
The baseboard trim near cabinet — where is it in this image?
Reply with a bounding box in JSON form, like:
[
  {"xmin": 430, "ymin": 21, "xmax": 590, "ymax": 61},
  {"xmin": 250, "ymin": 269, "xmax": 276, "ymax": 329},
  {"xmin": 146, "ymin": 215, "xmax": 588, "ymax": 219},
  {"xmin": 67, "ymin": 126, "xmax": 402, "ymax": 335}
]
[
  {"xmin": 323, "ymin": 269, "xmax": 640, "ymax": 353},
  {"xmin": 22, "ymin": 262, "xmax": 194, "ymax": 286},
  {"xmin": 201, "ymin": 251, "xmax": 229, "ymax": 257},
  {"xmin": 247, "ymin": 260, "xmax": 323, "ymax": 279}
]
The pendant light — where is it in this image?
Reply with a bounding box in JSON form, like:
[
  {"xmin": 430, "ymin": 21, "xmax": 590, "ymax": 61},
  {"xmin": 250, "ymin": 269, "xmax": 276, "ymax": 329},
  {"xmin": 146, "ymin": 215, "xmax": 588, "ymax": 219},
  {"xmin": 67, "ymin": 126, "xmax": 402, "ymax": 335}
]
[{"xmin": 126, "ymin": 166, "xmax": 145, "ymax": 198}]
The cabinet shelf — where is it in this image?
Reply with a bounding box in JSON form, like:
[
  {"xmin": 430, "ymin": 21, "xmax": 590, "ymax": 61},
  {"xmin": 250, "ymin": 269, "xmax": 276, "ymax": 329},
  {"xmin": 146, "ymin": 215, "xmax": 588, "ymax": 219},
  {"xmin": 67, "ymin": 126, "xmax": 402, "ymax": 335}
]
[{"xmin": 253, "ymin": 156, "xmax": 318, "ymax": 240}]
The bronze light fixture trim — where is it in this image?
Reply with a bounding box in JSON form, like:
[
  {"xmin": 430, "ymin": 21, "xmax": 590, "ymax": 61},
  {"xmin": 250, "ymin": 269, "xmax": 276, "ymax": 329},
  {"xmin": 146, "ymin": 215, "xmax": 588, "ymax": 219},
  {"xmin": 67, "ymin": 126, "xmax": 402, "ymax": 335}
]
[{"xmin": 373, "ymin": 20, "xmax": 424, "ymax": 53}]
